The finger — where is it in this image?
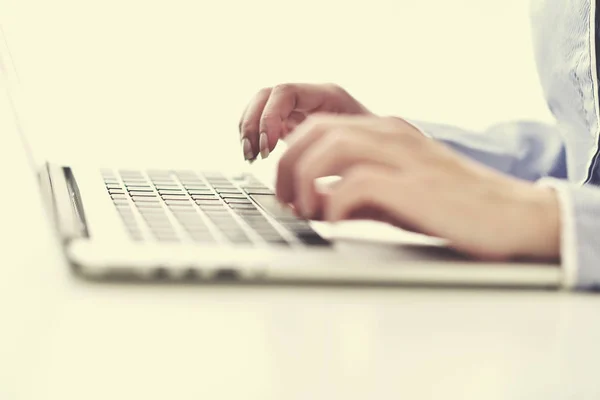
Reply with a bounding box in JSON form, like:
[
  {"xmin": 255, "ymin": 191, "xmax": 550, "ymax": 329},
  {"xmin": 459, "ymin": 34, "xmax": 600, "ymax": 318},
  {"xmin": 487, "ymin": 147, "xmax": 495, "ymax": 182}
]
[
  {"xmin": 276, "ymin": 115, "xmax": 405, "ymax": 209},
  {"xmin": 310, "ymin": 187, "xmax": 422, "ymax": 233},
  {"xmin": 323, "ymin": 165, "xmax": 405, "ymax": 223},
  {"xmin": 239, "ymin": 87, "xmax": 272, "ymax": 160},
  {"xmin": 258, "ymin": 83, "xmax": 339, "ymax": 158},
  {"xmin": 283, "ymin": 111, "xmax": 306, "ymax": 137},
  {"xmin": 292, "ymin": 128, "xmax": 401, "ymax": 218}
]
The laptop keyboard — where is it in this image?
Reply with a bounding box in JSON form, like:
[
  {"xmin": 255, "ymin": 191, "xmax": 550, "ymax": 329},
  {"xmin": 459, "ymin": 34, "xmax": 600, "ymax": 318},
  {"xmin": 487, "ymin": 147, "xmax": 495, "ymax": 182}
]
[{"xmin": 101, "ymin": 169, "xmax": 330, "ymax": 247}]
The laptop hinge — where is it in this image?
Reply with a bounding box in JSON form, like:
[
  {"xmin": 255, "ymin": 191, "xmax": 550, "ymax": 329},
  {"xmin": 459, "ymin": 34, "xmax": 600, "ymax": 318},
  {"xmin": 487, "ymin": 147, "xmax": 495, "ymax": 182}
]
[{"xmin": 43, "ymin": 163, "xmax": 89, "ymax": 242}]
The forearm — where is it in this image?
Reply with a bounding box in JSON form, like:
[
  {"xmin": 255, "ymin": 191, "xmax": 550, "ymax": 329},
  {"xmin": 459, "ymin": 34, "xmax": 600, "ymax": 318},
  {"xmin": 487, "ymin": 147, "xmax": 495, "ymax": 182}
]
[{"xmin": 405, "ymin": 119, "xmax": 568, "ymax": 181}]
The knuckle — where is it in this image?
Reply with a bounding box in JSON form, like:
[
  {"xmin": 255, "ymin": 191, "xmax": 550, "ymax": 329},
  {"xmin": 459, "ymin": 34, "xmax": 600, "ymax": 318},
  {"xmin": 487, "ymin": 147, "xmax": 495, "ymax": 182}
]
[
  {"xmin": 258, "ymin": 86, "xmax": 272, "ymax": 97},
  {"xmin": 273, "ymin": 83, "xmax": 295, "ymax": 96},
  {"xmin": 347, "ymin": 166, "xmax": 376, "ymax": 187},
  {"xmin": 323, "ymin": 82, "xmax": 344, "ymax": 95},
  {"xmin": 240, "ymin": 120, "xmax": 255, "ymax": 134},
  {"xmin": 383, "ymin": 115, "xmax": 403, "ymax": 127},
  {"xmin": 325, "ymin": 130, "xmax": 350, "ymax": 153},
  {"xmin": 259, "ymin": 111, "xmax": 277, "ymax": 126}
]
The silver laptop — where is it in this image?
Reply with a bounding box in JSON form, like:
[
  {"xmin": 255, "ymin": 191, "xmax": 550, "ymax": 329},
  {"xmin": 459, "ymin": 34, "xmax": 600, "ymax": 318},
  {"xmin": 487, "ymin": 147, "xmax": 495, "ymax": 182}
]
[{"xmin": 0, "ymin": 26, "xmax": 564, "ymax": 289}]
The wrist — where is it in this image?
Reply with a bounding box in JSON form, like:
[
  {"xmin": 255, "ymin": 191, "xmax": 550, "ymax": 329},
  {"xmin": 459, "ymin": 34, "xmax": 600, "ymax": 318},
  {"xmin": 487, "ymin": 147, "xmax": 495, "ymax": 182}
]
[{"xmin": 510, "ymin": 182, "xmax": 561, "ymax": 260}]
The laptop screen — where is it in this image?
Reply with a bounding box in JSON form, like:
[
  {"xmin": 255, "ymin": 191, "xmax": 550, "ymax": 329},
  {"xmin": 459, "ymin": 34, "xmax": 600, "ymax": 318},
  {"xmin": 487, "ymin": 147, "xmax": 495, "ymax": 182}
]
[{"xmin": 0, "ymin": 23, "xmax": 42, "ymax": 175}]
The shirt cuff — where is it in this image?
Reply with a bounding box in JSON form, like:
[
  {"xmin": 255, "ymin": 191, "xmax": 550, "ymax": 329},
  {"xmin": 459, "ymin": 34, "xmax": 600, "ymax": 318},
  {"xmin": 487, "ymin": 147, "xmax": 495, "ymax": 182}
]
[{"xmin": 536, "ymin": 177, "xmax": 578, "ymax": 290}]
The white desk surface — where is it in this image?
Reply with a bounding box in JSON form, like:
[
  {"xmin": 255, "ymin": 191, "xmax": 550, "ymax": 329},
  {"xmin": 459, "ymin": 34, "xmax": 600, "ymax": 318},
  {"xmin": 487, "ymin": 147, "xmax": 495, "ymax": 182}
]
[{"xmin": 3, "ymin": 1, "xmax": 600, "ymax": 398}]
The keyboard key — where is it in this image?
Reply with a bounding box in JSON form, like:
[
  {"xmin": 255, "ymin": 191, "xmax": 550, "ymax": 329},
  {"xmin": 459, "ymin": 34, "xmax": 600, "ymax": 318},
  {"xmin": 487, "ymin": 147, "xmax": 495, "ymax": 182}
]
[
  {"xmin": 206, "ymin": 212, "xmax": 236, "ymax": 222},
  {"xmin": 108, "ymin": 189, "xmax": 125, "ymax": 195},
  {"xmin": 138, "ymin": 211, "xmax": 165, "ymax": 218},
  {"xmin": 214, "ymin": 187, "xmax": 238, "ymax": 193},
  {"xmin": 297, "ymin": 232, "xmax": 330, "ymax": 246},
  {"xmin": 125, "ymin": 184, "xmax": 153, "ymax": 189},
  {"xmin": 135, "ymin": 202, "xmax": 163, "ymax": 208},
  {"xmin": 197, "ymin": 205, "xmax": 227, "ymax": 212},
  {"xmin": 128, "ymin": 188, "xmax": 155, "ymax": 193},
  {"xmin": 202, "ymin": 208, "xmax": 231, "ymax": 216},
  {"xmin": 130, "ymin": 193, "xmax": 158, "ymax": 198},
  {"xmin": 184, "ymin": 185, "xmax": 210, "ymax": 190},
  {"xmin": 141, "ymin": 213, "xmax": 170, "ymax": 220},
  {"xmin": 167, "ymin": 205, "xmax": 195, "ymax": 211},
  {"xmin": 106, "ymin": 184, "xmax": 122, "ymax": 189},
  {"xmin": 189, "ymin": 235, "xmax": 217, "ymax": 243},
  {"xmin": 152, "ymin": 180, "xmax": 177, "ymax": 185},
  {"xmin": 229, "ymin": 204, "xmax": 258, "ymax": 210},
  {"xmin": 119, "ymin": 170, "xmax": 144, "ymax": 176},
  {"xmin": 133, "ymin": 197, "xmax": 160, "ymax": 203},
  {"xmin": 119, "ymin": 213, "xmax": 136, "ymax": 221},
  {"xmin": 248, "ymin": 194, "xmax": 296, "ymax": 220},
  {"xmin": 188, "ymin": 192, "xmax": 214, "ymax": 198},
  {"xmin": 182, "ymin": 224, "xmax": 210, "ymax": 231},
  {"xmin": 218, "ymin": 191, "xmax": 243, "ymax": 196},
  {"xmin": 187, "ymin": 188, "xmax": 212, "ymax": 193},
  {"xmin": 191, "ymin": 194, "xmax": 218, "ymax": 200},
  {"xmin": 179, "ymin": 178, "xmax": 204, "ymax": 184},
  {"xmin": 154, "ymin": 235, "xmax": 178, "ymax": 241},
  {"xmin": 222, "ymin": 230, "xmax": 252, "ymax": 243},
  {"xmin": 161, "ymin": 195, "xmax": 190, "ymax": 201},
  {"xmin": 158, "ymin": 189, "xmax": 184, "ymax": 194},
  {"xmin": 221, "ymin": 194, "xmax": 247, "ymax": 199},
  {"xmin": 111, "ymin": 194, "xmax": 128, "ymax": 200},
  {"xmin": 213, "ymin": 182, "xmax": 236, "ymax": 187},
  {"xmin": 113, "ymin": 199, "xmax": 130, "ymax": 205},
  {"xmin": 234, "ymin": 209, "xmax": 263, "ymax": 216},
  {"xmin": 224, "ymin": 199, "xmax": 252, "ymax": 205},
  {"xmin": 244, "ymin": 188, "xmax": 275, "ymax": 195},
  {"xmin": 243, "ymin": 217, "xmax": 272, "ymax": 226},
  {"xmin": 195, "ymin": 199, "xmax": 222, "ymax": 205},
  {"xmin": 171, "ymin": 212, "xmax": 199, "ymax": 219},
  {"xmin": 123, "ymin": 180, "xmax": 149, "ymax": 185},
  {"xmin": 239, "ymin": 181, "xmax": 268, "ymax": 188},
  {"xmin": 207, "ymin": 218, "xmax": 238, "ymax": 228},
  {"xmin": 156, "ymin": 237, "xmax": 180, "ymax": 243},
  {"xmin": 180, "ymin": 219, "xmax": 208, "ymax": 227},
  {"xmin": 150, "ymin": 225, "xmax": 176, "ymax": 232},
  {"xmin": 259, "ymin": 232, "xmax": 288, "ymax": 243}
]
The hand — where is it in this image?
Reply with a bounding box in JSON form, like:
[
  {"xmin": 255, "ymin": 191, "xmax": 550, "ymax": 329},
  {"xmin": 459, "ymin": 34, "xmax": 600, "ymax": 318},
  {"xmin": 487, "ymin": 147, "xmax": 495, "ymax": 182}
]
[
  {"xmin": 275, "ymin": 114, "xmax": 561, "ymax": 261},
  {"xmin": 238, "ymin": 83, "xmax": 372, "ymax": 161}
]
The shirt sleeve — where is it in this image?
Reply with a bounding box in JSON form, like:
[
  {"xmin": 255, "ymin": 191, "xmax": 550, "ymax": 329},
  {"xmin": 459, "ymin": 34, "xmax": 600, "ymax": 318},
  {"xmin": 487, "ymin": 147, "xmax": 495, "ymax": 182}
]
[
  {"xmin": 537, "ymin": 177, "xmax": 600, "ymax": 291},
  {"xmin": 402, "ymin": 117, "xmax": 600, "ymax": 290},
  {"xmin": 405, "ymin": 118, "xmax": 568, "ymax": 181}
]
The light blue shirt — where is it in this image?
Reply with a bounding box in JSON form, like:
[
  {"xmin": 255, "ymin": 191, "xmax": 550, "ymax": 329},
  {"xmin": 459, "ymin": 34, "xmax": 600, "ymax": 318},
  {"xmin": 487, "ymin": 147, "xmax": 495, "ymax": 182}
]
[{"xmin": 408, "ymin": 0, "xmax": 600, "ymax": 290}]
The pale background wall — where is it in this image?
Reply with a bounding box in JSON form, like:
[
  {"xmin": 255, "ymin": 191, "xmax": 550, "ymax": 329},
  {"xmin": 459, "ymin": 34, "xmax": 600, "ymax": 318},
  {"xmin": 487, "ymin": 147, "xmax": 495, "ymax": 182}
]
[{"xmin": 1, "ymin": 0, "xmax": 553, "ymax": 171}]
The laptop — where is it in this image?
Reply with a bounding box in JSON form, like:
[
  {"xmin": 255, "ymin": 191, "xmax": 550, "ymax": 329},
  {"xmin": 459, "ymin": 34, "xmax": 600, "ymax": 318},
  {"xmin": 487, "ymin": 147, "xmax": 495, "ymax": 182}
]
[{"xmin": 0, "ymin": 26, "xmax": 564, "ymax": 289}]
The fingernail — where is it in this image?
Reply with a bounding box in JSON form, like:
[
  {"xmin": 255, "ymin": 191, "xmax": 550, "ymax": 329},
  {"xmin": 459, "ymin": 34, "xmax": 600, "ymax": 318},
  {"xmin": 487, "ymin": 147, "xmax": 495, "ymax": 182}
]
[
  {"xmin": 259, "ymin": 132, "xmax": 270, "ymax": 159},
  {"xmin": 241, "ymin": 137, "xmax": 254, "ymax": 160}
]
